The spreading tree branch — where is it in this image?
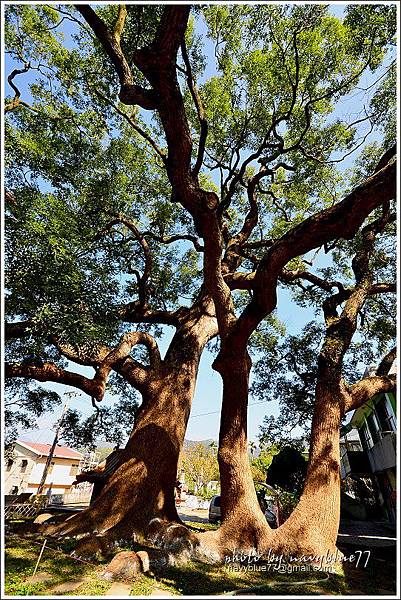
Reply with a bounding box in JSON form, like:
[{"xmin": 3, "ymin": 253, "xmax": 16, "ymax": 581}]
[
  {"xmin": 233, "ymin": 155, "xmax": 396, "ymax": 342},
  {"xmin": 5, "ymin": 64, "xmax": 31, "ymax": 112},
  {"xmin": 97, "ymin": 215, "xmax": 152, "ymax": 306},
  {"xmin": 5, "ymin": 321, "xmax": 32, "ymax": 339},
  {"xmin": 181, "ymin": 39, "xmax": 208, "ymax": 177},
  {"xmin": 376, "ymin": 346, "xmax": 397, "ymax": 376},
  {"xmin": 120, "ymin": 302, "xmax": 189, "ymax": 327},
  {"xmin": 75, "ymin": 4, "xmax": 157, "ymax": 109},
  {"xmin": 347, "ymin": 373, "xmax": 396, "ymax": 412},
  {"xmin": 90, "ymin": 86, "xmax": 167, "ymax": 163},
  {"xmin": 280, "ymin": 269, "xmax": 344, "ymax": 293},
  {"xmin": 113, "ymin": 4, "xmax": 127, "ymax": 44},
  {"xmin": 5, "ymin": 361, "xmax": 106, "ymax": 400},
  {"xmin": 142, "ymin": 230, "xmax": 204, "ymax": 252}
]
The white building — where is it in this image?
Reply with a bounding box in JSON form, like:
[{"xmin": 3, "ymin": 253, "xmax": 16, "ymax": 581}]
[{"xmin": 4, "ymin": 439, "xmax": 83, "ymax": 496}]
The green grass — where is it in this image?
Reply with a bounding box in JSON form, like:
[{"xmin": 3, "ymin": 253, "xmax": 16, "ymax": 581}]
[
  {"xmin": 4, "ymin": 528, "xmax": 396, "ymax": 596},
  {"xmin": 184, "ymin": 520, "xmax": 219, "ymax": 532},
  {"xmin": 155, "ymin": 559, "xmax": 343, "ymax": 596},
  {"xmin": 5, "ymin": 534, "xmax": 99, "ymax": 596}
]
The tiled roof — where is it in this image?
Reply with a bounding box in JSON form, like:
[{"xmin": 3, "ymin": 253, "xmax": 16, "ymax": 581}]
[{"xmin": 17, "ymin": 440, "xmax": 83, "ymax": 460}]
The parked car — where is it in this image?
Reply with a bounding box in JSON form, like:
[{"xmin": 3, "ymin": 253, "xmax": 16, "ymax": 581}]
[
  {"xmin": 209, "ymin": 484, "xmax": 280, "ymax": 527},
  {"xmin": 209, "ymin": 494, "xmax": 221, "ymax": 524}
]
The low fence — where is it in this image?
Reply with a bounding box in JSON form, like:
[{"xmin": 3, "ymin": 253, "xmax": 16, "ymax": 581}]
[
  {"xmin": 5, "ymin": 503, "xmax": 41, "ymax": 520},
  {"xmin": 181, "ymin": 494, "xmax": 209, "ymax": 509},
  {"xmin": 49, "ymin": 490, "xmax": 92, "ymax": 506}
]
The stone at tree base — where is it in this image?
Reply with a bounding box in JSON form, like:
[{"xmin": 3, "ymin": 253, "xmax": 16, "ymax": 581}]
[
  {"xmin": 25, "ymin": 572, "xmax": 53, "ymax": 584},
  {"xmin": 136, "ymin": 550, "xmax": 150, "ymax": 572},
  {"xmin": 146, "ymin": 518, "xmax": 171, "ymax": 545},
  {"xmin": 146, "ymin": 518, "xmax": 199, "ymax": 564},
  {"xmin": 162, "ymin": 523, "xmax": 199, "ymax": 563},
  {"xmin": 33, "ymin": 513, "xmax": 54, "ymax": 524},
  {"xmin": 102, "ymin": 550, "xmax": 143, "ymax": 581},
  {"xmin": 164, "ymin": 523, "xmax": 198, "ymax": 548}
]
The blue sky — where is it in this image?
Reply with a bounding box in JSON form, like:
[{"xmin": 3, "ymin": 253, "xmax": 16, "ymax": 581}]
[{"xmin": 4, "ymin": 3, "xmax": 394, "ymax": 447}]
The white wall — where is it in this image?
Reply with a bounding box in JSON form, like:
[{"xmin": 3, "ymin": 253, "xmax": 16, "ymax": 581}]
[
  {"xmin": 4, "ymin": 445, "xmax": 37, "ymax": 494},
  {"xmin": 4, "ymin": 443, "xmax": 81, "ymax": 495},
  {"xmin": 28, "ymin": 457, "xmax": 79, "ymax": 492}
]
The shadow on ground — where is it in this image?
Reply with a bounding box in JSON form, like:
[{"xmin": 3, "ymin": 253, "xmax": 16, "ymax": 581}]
[{"xmin": 4, "ymin": 520, "xmax": 397, "ymax": 596}]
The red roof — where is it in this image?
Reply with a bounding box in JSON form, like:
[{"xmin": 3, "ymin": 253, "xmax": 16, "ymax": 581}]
[{"xmin": 18, "ymin": 440, "xmax": 83, "ymax": 460}]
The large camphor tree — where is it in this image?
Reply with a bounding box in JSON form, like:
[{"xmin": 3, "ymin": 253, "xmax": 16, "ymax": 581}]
[
  {"xmin": 256, "ymin": 158, "xmax": 396, "ymax": 558},
  {"xmin": 254, "ymin": 142, "xmax": 396, "ymax": 556},
  {"xmin": 4, "ymin": 3, "xmax": 396, "ymax": 557},
  {"xmin": 4, "ymin": 3, "xmax": 222, "ymax": 539}
]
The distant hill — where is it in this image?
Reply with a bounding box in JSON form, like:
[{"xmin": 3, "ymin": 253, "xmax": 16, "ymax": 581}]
[
  {"xmin": 91, "ymin": 439, "xmax": 217, "ymax": 464},
  {"xmin": 183, "ymin": 439, "xmax": 216, "ymax": 449},
  {"xmin": 94, "ymin": 439, "xmax": 218, "ymax": 457}
]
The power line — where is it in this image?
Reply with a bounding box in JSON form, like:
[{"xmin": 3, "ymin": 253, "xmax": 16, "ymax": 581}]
[
  {"xmin": 20, "ymin": 394, "xmax": 95, "ymax": 440},
  {"xmin": 19, "ymin": 398, "xmax": 271, "ymax": 437},
  {"xmin": 189, "ymin": 398, "xmax": 271, "ymax": 419}
]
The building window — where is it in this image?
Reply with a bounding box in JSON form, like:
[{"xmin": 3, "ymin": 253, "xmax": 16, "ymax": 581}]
[
  {"xmin": 6, "ymin": 459, "xmax": 13, "ymax": 472},
  {"xmin": 48, "ymin": 461, "xmax": 55, "ymax": 475},
  {"xmin": 375, "ymin": 398, "xmax": 395, "ymax": 433},
  {"xmin": 69, "ymin": 464, "xmax": 79, "ymax": 476},
  {"xmin": 20, "ymin": 459, "xmax": 28, "ymax": 473},
  {"xmin": 366, "ymin": 413, "xmax": 380, "ymax": 445},
  {"xmin": 360, "ymin": 423, "xmax": 373, "ymax": 452},
  {"xmin": 347, "ymin": 441, "xmax": 362, "ymax": 452}
]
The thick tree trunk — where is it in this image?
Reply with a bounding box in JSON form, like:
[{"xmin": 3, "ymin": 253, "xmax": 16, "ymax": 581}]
[
  {"xmin": 44, "ymin": 300, "xmax": 217, "ymax": 542},
  {"xmin": 43, "ymin": 373, "xmax": 190, "ymax": 539},
  {"xmin": 201, "ymin": 350, "xmax": 271, "ymax": 556},
  {"xmin": 271, "ymin": 381, "xmax": 345, "ymax": 559}
]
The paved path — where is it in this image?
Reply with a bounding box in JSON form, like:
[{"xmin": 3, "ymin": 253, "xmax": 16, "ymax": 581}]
[
  {"xmin": 105, "ymin": 582, "xmax": 132, "ymax": 596},
  {"xmin": 178, "ymin": 507, "xmax": 209, "ymax": 524},
  {"xmin": 47, "ymin": 576, "xmax": 90, "ymax": 594},
  {"xmin": 26, "ymin": 572, "xmax": 53, "ymax": 584},
  {"xmin": 337, "ymin": 519, "xmax": 396, "ymax": 548}
]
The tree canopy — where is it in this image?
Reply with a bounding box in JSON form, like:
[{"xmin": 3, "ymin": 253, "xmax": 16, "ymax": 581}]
[{"xmin": 4, "ymin": 3, "xmax": 396, "ymax": 458}]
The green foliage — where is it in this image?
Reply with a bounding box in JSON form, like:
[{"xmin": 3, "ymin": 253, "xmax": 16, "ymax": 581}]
[
  {"xmin": 265, "ymin": 446, "xmax": 307, "ymax": 497},
  {"xmin": 4, "ymin": 379, "xmax": 61, "ymax": 449},
  {"xmin": 4, "ymin": 4, "xmax": 396, "ymax": 449},
  {"xmin": 250, "ymin": 445, "xmax": 278, "ymax": 483},
  {"xmin": 198, "ymin": 3, "xmax": 395, "ymax": 245},
  {"xmin": 180, "ymin": 443, "xmax": 219, "ymax": 493},
  {"xmin": 196, "ymin": 486, "xmax": 218, "ymax": 502},
  {"xmin": 344, "ymin": 4, "xmax": 396, "ymax": 68},
  {"xmin": 255, "ymin": 322, "xmax": 322, "ymax": 445},
  {"xmin": 277, "ymin": 491, "xmax": 300, "ymax": 524},
  {"xmin": 60, "ymin": 381, "xmax": 139, "ymax": 450},
  {"xmin": 369, "ymin": 63, "xmax": 396, "ymax": 150}
]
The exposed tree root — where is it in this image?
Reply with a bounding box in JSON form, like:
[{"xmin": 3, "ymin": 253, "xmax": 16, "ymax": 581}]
[
  {"xmin": 37, "ymin": 504, "xmax": 343, "ymax": 569},
  {"xmin": 40, "ymin": 459, "xmax": 183, "ymax": 542}
]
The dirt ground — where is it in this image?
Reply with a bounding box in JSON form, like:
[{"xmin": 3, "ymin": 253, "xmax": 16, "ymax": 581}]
[{"xmin": 178, "ymin": 507, "xmax": 209, "ymax": 524}]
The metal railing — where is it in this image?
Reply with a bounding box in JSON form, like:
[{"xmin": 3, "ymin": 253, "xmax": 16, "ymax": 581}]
[{"xmin": 5, "ymin": 503, "xmax": 41, "ymax": 520}]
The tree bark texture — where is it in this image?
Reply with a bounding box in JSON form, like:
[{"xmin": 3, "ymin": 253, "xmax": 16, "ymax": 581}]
[
  {"xmin": 44, "ymin": 302, "xmax": 217, "ymax": 540},
  {"xmin": 271, "ymin": 382, "xmax": 345, "ymax": 558},
  {"xmin": 199, "ymin": 349, "xmax": 271, "ymax": 557}
]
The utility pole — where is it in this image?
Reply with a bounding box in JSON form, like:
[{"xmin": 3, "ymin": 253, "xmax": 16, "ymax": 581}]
[{"xmin": 36, "ymin": 391, "xmax": 77, "ymax": 496}]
